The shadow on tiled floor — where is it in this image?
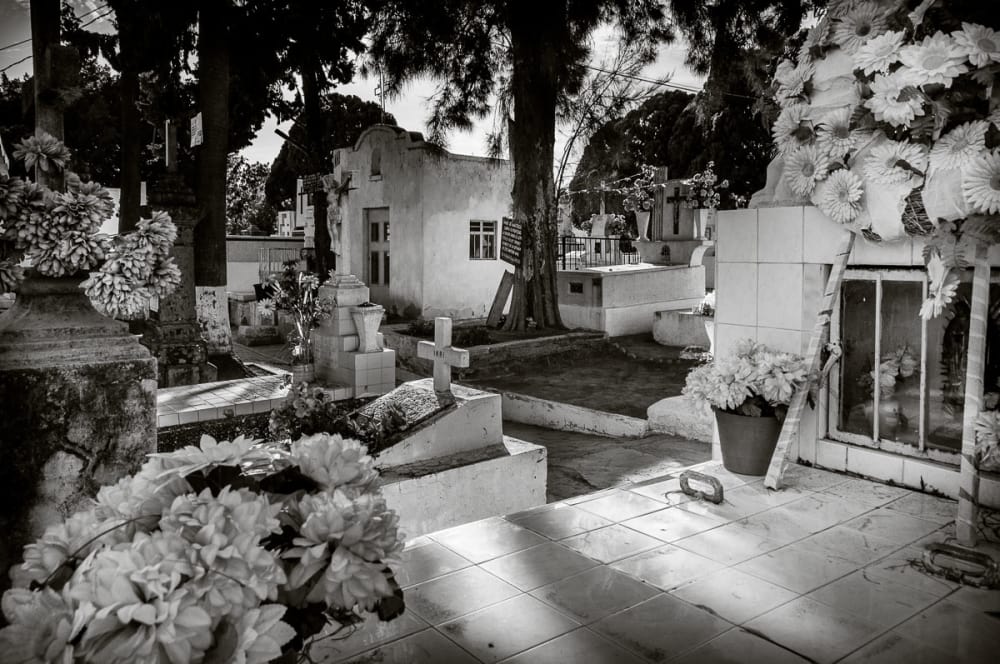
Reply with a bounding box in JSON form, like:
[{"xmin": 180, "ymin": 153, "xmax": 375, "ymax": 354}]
[{"xmin": 309, "ymin": 462, "xmax": 1000, "ymax": 664}]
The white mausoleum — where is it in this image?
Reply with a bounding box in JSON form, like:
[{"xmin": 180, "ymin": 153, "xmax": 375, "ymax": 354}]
[{"xmin": 329, "ymin": 125, "xmax": 511, "ymax": 319}]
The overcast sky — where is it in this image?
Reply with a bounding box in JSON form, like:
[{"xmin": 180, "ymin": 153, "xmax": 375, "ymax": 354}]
[{"xmin": 1, "ymin": 0, "xmax": 705, "ymax": 169}]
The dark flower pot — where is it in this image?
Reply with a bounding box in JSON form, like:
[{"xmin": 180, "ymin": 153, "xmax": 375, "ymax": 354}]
[{"xmin": 713, "ymin": 408, "xmax": 782, "ymax": 476}]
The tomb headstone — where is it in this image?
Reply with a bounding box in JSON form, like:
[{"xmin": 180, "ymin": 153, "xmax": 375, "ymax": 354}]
[{"xmin": 416, "ymin": 317, "xmax": 470, "ymax": 394}]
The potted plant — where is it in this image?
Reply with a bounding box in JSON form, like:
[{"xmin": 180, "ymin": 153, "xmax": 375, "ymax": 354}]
[
  {"xmin": 683, "ymin": 339, "xmax": 808, "ymax": 475},
  {"xmin": 0, "ymin": 432, "xmax": 406, "ymax": 663},
  {"xmin": 351, "ymin": 301, "xmax": 385, "ymax": 353},
  {"xmin": 623, "ymin": 166, "xmax": 655, "ymax": 241},
  {"xmin": 684, "ymin": 161, "xmax": 728, "ymax": 240},
  {"xmin": 858, "ymin": 344, "xmax": 919, "ymax": 437},
  {"xmin": 259, "ymin": 261, "xmax": 334, "ymax": 382}
]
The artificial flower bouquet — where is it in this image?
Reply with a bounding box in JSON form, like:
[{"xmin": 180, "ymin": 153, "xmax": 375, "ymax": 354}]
[
  {"xmin": 0, "ymin": 131, "xmax": 180, "ymax": 318},
  {"xmin": 0, "ymin": 433, "xmax": 406, "ymax": 664},
  {"xmin": 694, "ymin": 291, "xmax": 716, "ymax": 317},
  {"xmin": 258, "ymin": 261, "xmax": 334, "ymax": 365},
  {"xmin": 683, "ymin": 339, "xmax": 808, "ymax": 419},
  {"xmin": 973, "ymin": 410, "xmax": 1000, "ymax": 471},
  {"xmin": 684, "ymin": 161, "xmax": 729, "ymax": 210},
  {"xmin": 767, "ymin": 0, "xmax": 999, "ymax": 321},
  {"xmin": 622, "ymin": 165, "xmax": 656, "ymax": 213},
  {"xmin": 858, "ymin": 344, "xmax": 919, "ymax": 398}
]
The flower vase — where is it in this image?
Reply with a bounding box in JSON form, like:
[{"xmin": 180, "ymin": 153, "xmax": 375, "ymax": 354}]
[
  {"xmin": 863, "ymin": 397, "xmax": 902, "ymax": 439},
  {"xmin": 635, "ymin": 210, "xmax": 651, "ymax": 241},
  {"xmin": 696, "ymin": 208, "xmax": 717, "ymax": 241},
  {"xmin": 703, "ymin": 317, "xmax": 715, "ymax": 356},
  {"xmin": 351, "ymin": 305, "xmax": 385, "ymax": 353},
  {"xmin": 291, "ymin": 362, "xmax": 315, "ymax": 384}
]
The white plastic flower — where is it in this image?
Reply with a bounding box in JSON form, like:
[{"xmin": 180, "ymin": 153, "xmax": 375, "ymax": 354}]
[
  {"xmin": 864, "ymin": 139, "xmax": 929, "ymax": 184},
  {"xmin": 853, "ymin": 30, "xmax": 905, "ymax": 75},
  {"xmin": 817, "ymin": 169, "xmax": 865, "ymax": 224},
  {"xmin": 798, "ymin": 15, "xmax": 832, "ymax": 62},
  {"xmin": 929, "ymin": 121, "xmax": 988, "ymax": 172},
  {"xmin": 784, "ymin": 145, "xmax": 832, "ymax": 197},
  {"xmin": 962, "ymin": 150, "xmax": 1000, "ymax": 214},
  {"xmin": 775, "ymin": 60, "xmax": 815, "ymax": 104},
  {"xmin": 952, "ymin": 23, "xmax": 1000, "ymax": 67},
  {"xmin": 232, "ymin": 605, "xmax": 297, "ymax": 664},
  {"xmin": 0, "ymin": 588, "xmax": 82, "ymax": 663},
  {"xmin": 290, "ymin": 433, "xmax": 379, "ymax": 493},
  {"xmin": 772, "ymin": 104, "xmax": 814, "ymax": 155},
  {"xmin": 865, "ymin": 72, "xmax": 925, "ymax": 127},
  {"xmin": 149, "ymin": 434, "xmax": 272, "ymax": 480},
  {"xmin": 831, "ymin": 2, "xmax": 888, "ymax": 54},
  {"xmin": 15, "ymin": 508, "xmax": 128, "ymax": 588},
  {"xmin": 920, "ymin": 254, "xmax": 960, "ymax": 320},
  {"xmin": 817, "ymin": 107, "xmax": 858, "ymax": 155},
  {"xmin": 899, "ymin": 32, "xmax": 969, "ymax": 88}
]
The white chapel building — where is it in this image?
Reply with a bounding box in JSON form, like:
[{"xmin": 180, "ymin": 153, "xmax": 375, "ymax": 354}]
[{"xmin": 329, "ymin": 125, "xmax": 512, "ymax": 319}]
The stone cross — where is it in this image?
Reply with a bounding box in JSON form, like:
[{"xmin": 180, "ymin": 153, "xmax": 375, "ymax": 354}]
[{"xmin": 417, "ymin": 317, "xmax": 470, "ymax": 393}]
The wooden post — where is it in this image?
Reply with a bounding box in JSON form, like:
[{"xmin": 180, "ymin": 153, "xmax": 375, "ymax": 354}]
[
  {"xmin": 765, "ymin": 233, "xmax": 855, "ymax": 489},
  {"xmin": 957, "ymin": 243, "xmax": 989, "ymax": 546}
]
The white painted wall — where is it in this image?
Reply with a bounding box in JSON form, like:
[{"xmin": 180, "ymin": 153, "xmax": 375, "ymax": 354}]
[{"xmin": 333, "ymin": 125, "xmax": 511, "ymax": 319}]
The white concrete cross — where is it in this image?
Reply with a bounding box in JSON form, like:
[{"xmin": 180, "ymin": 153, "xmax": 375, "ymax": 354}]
[{"xmin": 416, "ymin": 317, "xmax": 470, "ymax": 393}]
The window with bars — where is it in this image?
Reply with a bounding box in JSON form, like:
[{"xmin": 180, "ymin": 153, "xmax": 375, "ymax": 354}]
[
  {"xmin": 830, "ymin": 268, "xmax": 1000, "ymax": 464},
  {"xmin": 469, "ymin": 220, "xmax": 497, "ymax": 260}
]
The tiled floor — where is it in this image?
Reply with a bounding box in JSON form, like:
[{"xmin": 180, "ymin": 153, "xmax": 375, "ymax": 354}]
[{"xmin": 310, "ymin": 462, "xmax": 1000, "ymax": 664}]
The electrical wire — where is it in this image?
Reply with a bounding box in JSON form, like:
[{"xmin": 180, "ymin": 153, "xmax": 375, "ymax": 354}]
[{"xmin": 0, "ymin": 2, "xmax": 112, "ymax": 72}]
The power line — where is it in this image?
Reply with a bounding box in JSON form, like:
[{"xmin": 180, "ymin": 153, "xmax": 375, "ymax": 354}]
[
  {"xmin": 0, "ymin": 3, "xmax": 111, "ymax": 53},
  {"xmin": 0, "ymin": 7, "xmax": 115, "ymax": 75}
]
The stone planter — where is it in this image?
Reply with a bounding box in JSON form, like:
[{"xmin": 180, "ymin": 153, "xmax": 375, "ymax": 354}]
[
  {"xmin": 635, "ymin": 210, "xmax": 651, "ymax": 241},
  {"xmin": 695, "ymin": 208, "xmax": 717, "ymax": 241},
  {"xmin": 290, "ymin": 362, "xmax": 315, "ymax": 384},
  {"xmin": 714, "ymin": 408, "xmax": 781, "ymax": 475},
  {"xmin": 0, "ymin": 273, "xmax": 156, "ymax": 589},
  {"xmin": 351, "ymin": 305, "xmax": 385, "ymax": 353}
]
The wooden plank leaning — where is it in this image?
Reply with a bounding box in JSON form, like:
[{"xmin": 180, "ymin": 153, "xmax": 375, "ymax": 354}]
[
  {"xmin": 765, "ymin": 233, "xmax": 856, "ymax": 490},
  {"xmin": 956, "ymin": 243, "xmax": 989, "ymax": 546}
]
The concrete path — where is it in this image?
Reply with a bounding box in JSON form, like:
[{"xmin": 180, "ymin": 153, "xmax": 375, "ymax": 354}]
[{"xmin": 504, "ymin": 422, "xmax": 710, "ymax": 503}]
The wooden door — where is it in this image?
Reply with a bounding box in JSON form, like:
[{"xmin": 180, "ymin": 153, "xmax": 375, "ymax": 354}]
[{"xmin": 364, "ymin": 207, "xmax": 390, "ymax": 303}]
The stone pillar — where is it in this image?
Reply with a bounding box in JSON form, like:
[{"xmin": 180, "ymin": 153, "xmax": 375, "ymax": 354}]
[
  {"xmin": 0, "ymin": 275, "xmax": 158, "ymax": 590},
  {"xmin": 139, "ymin": 174, "xmax": 218, "ymax": 387},
  {"xmin": 313, "ymin": 274, "xmax": 396, "ymax": 398}
]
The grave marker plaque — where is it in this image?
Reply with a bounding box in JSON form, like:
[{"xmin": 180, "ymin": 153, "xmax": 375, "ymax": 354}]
[
  {"xmin": 301, "ymin": 173, "xmax": 324, "ymax": 194},
  {"xmin": 500, "ymin": 217, "xmax": 522, "ymax": 266}
]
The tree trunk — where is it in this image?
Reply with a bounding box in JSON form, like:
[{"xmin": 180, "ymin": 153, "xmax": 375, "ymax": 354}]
[
  {"xmin": 194, "ymin": 1, "xmax": 230, "ymax": 287},
  {"xmin": 302, "ymin": 61, "xmax": 332, "ymax": 277},
  {"xmin": 118, "ymin": 51, "xmax": 141, "ymax": 232},
  {"xmin": 503, "ymin": 0, "xmax": 565, "ymax": 331}
]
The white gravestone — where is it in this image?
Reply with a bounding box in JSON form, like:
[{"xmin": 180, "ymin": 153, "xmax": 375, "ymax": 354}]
[{"xmin": 416, "ymin": 317, "xmax": 470, "ymax": 393}]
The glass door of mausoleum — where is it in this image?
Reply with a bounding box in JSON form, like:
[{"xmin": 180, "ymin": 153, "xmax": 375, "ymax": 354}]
[{"xmin": 831, "ymin": 268, "xmax": 1000, "ymax": 466}]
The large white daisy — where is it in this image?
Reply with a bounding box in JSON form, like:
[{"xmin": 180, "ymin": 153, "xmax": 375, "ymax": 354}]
[
  {"xmin": 962, "ymin": 150, "xmax": 1000, "ymax": 214},
  {"xmin": 865, "ymin": 140, "xmax": 929, "ymax": 184},
  {"xmin": 772, "ymin": 104, "xmax": 815, "ymax": 155},
  {"xmin": 853, "ymin": 30, "xmax": 905, "ymax": 75},
  {"xmin": 952, "ymin": 23, "xmax": 1000, "ymax": 68},
  {"xmin": 817, "ymin": 107, "xmax": 859, "ymax": 155},
  {"xmin": 776, "ymin": 60, "xmax": 815, "ymax": 104},
  {"xmin": 929, "ymin": 121, "xmax": 988, "ymax": 172},
  {"xmin": 899, "ymin": 32, "xmax": 969, "ymax": 88},
  {"xmin": 784, "ymin": 145, "xmax": 831, "ymax": 197},
  {"xmin": 818, "ymin": 169, "xmax": 865, "ymax": 224},
  {"xmin": 832, "ymin": 2, "xmax": 888, "ymax": 54},
  {"xmin": 865, "ymin": 72, "xmax": 925, "ymax": 127}
]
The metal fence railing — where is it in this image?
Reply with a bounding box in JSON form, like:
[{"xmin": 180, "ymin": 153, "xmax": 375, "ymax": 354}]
[
  {"xmin": 258, "ymin": 247, "xmax": 301, "ymax": 285},
  {"xmin": 558, "ymin": 235, "xmax": 641, "ymax": 270}
]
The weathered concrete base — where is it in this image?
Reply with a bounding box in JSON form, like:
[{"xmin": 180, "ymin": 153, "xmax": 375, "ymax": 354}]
[
  {"xmin": 0, "ymin": 276, "xmax": 157, "ymax": 587},
  {"xmin": 647, "ymin": 395, "xmax": 714, "ymax": 443},
  {"xmin": 379, "ymin": 436, "xmax": 547, "ymax": 537},
  {"xmin": 499, "ymin": 391, "xmax": 648, "ymax": 438},
  {"xmin": 653, "ymin": 310, "xmax": 712, "ymax": 347},
  {"xmin": 234, "ymin": 324, "xmax": 283, "ymax": 346},
  {"xmin": 196, "ymin": 285, "xmax": 233, "ymax": 354}
]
